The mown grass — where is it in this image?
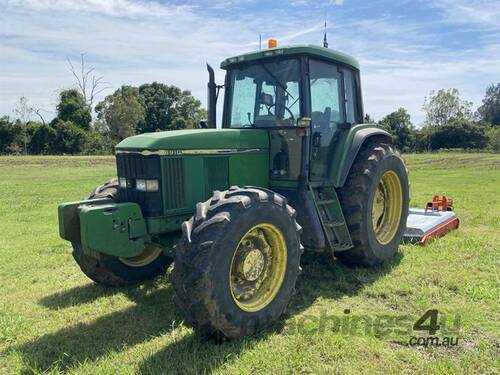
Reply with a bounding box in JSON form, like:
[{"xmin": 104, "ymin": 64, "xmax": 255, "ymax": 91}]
[{"xmin": 0, "ymin": 152, "xmax": 498, "ymax": 374}]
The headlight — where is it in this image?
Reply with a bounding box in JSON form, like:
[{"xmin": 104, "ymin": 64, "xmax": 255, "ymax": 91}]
[
  {"xmin": 119, "ymin": 177, "xmax": 127, "ymax": 188},
  {"xmin": 136, "ymin": 179, "xmax": 159, "ymax": 192}
]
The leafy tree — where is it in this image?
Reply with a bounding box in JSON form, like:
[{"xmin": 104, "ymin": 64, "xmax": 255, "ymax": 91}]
[
  {"xmin": 429, "ymin": 120, "xmax": 488, "ymax": 150},
  {"xmin": 378, "ymin": 108, "xmax": 414, "ymax": 151},
  {"xmin": 477, "ymin": 83, "xmax": 500, "ymax": 126},
  {"xmin": 138, "ymin": 82, "xmax": 206, "ymax": 133},
  {"xmin": 423, "ymin": 88, "xmax": 473, "ymax": 127},
  {"xmin": 82, "ymin": 131, "xmax": 109, "ymax": 155},
  {"xmin": 0, "ymin": 117, "xmax": 25, "ymax": 154},
  {"xmin": 95, "ymin": 85, "xmax": 145, "ymax": 144},
  {"xmin": 486, "ymin": 127, "xmax": 500, "ymax": 151},
  {"xmin": 49, "ymin": 119, "xmax": 88, "ymax": 154},
  {"xmin": 0, "ymin": 117, "xmax": 15, "ymax": 154},
  {"xmin": 27, "ymin": 122, "xmax": 56, "ymax": 154},
  {"xmin": 56, "ymin": 89, "xmax": 92, "ymax": 130}
]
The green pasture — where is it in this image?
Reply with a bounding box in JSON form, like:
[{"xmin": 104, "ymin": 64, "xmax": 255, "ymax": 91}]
[{"xmin": 0, "ymin": 153, "xmax": 498, "ymax": 374}]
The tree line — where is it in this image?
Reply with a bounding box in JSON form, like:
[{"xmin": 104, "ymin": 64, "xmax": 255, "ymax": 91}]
[
  {"xmin": 0, "ymin": 69, "xmax": 498, "ymax": 154},
  {"xmin": 376, "ymin": 85, "xmax": 500, "ymax": 152},
  {"xmin": 0, "ymin": 82, "xmax": 207, "ymax": 155}
]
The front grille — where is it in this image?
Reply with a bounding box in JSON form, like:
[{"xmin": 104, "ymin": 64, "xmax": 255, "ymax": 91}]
[
  {"xmin": 164, "ymin": 158, "xmax": 186, "ymax": 209},
  {"xmin": 116, "ymin": 153, "xmax": 163, "ymax": 216}
]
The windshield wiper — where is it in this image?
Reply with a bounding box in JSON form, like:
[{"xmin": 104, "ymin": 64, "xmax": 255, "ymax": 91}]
[
  {"xmin": 247, "ymin": 112, "xmax": 255, "ymax": 126},
  {"xmin": 260, "ymin": 62, "xmax": 295, "ymax": 100}
]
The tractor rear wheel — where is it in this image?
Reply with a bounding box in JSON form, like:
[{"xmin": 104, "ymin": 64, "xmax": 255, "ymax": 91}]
[
  {"xmin": 72, "ymin": 179, "xmax": 172, "ymax": 286},
  {"xmin": 172, "ymin": 186, "xmax": 302, "ymax": 339},
  {"xmin": 337, "ymin": 140, "xmax": 409, "ymax": 267}
]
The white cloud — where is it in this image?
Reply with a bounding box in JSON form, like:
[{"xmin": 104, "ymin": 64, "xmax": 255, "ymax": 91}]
[
  {"xmin": 0, "ymin": 0, "xmax": 498, "ymax": 125},
  {"xmin": 430, "ymin": 0, "xmax": 500, "ymax": 28}
]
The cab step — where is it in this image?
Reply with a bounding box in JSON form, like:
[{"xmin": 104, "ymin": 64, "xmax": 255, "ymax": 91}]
[{"xmin": 310, "ymin": 184, "xmax": 353, "ymax": 252}]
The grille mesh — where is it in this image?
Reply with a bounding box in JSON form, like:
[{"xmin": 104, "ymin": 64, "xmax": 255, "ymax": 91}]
[
  {"xmin": 164, "ymin": 158, "xmax": 186, "ymax": 209},
  {"xmin": 115, "ymin": 153, "xmax": 163, "ymax": 216}
]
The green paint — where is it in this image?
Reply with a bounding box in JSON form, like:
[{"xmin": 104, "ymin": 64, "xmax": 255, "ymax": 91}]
[
  {"xmin": 329, "ymin": 123, "xmax": 385, "ymax": 186},
  {"xmin": 58, "ymin": 198, "xmax": 113, "ymax": 242},
  {"xmin": 79, "ymin": 202, "xmax": 147, "ymax": 258},
  {"xmin": 116, "ymin": 128, "xmax": 268, "ymax": 151},
  {"xmin": 221, "ymin": 44, "xmax": 360, "ymax": 70},
  {"xmin": 228, "ymin": 153, "xmax": 268, "ymax": 187}
]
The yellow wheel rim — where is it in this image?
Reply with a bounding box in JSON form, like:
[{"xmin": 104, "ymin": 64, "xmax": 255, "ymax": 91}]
[
  {"xmin": 119, "ymin": 244, "xmax": 163, "ymax": 267},
  {"xmin": 372, "ymin": 170, "xmax": 403, "ymax": 245},
  {"xmin": 229, "ymin": 223, "xmax": 287, "ymax": 312}
]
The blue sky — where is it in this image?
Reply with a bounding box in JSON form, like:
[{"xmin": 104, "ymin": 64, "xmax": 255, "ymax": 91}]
[{"xmin": 1, "ymin": 0, "xmax": 499, "ymax": 125}]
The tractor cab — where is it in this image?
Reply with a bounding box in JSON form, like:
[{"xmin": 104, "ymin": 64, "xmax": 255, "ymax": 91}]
[{"xmin": 216, "ymin": 44, "xmax": 364, "ymax": 184}]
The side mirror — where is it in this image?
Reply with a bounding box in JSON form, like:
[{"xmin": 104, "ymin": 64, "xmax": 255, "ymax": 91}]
[{"xmin": 199, "ymin": 120, "xmax": 208, "ymax": 129}]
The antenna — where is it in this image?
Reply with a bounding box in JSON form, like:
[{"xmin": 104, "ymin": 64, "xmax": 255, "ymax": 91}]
[
  {"xmin": 259, "ymin": 34, "xmax": 262, "ymax": 50},
  {"xmin": 323, "ymin": 20, "xmax": 328, "ymax": 48}
]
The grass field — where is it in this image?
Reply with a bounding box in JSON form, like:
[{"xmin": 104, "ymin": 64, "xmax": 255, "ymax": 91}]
[{"xmin": 0, "ymin": 153, "xmax": 499, "ymax": 374}]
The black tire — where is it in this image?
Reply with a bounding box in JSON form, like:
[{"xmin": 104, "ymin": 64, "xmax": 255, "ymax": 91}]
[
  {"xmin": 72, "ymin": 179, "xmax": 173, "ymax": 286},
  {"xmin": 172, "ymin": 186, "xmax": 303, "ymax": 339},
  {"xmin": 336, "ymin": 139, "xmax": 409, "ymax": 267}
]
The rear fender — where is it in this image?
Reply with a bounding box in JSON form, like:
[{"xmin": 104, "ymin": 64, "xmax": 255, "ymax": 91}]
[{"xmin": 329, "ymin": 124, "xmax": 391, "ymax": 187}]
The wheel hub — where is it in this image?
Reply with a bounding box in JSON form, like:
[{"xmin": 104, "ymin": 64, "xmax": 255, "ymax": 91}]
[
  {"xmin": 229, "ymin": 224, "xmax": 287, "ymax": 312},
  {"xmin": 239, "ymin": 249, "xmax": 265, "ymax": 281}
]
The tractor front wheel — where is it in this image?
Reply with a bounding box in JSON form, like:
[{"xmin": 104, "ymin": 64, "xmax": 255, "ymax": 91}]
[
  {"xmin": 72, "ymin": 179, "xmax": 173, "ymax": 286},
  {"xmin": 172, "ymin": 186, "xmax": 302, "ymax": 339}
]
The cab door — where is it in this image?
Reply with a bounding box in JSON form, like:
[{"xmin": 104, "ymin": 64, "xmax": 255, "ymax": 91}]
[{"xmin": 308, "ymin": 59, "xmax": 345, "ymax": 181}]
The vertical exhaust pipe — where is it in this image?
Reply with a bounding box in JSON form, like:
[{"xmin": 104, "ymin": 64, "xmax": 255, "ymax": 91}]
[{"xmin": 207, "ymin": 64, "xmax": 217, "ymax": 128}]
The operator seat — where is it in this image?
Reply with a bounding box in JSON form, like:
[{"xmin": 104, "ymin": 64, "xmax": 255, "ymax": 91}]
[{"xmin": 312, "ymin": 107, "xmax": 334, "ymax": 146}]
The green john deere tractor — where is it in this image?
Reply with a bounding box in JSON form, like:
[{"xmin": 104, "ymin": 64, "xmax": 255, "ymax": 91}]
[{"xmin": 58, "ymin": 42, "xmax": 409, "ymax": 339}]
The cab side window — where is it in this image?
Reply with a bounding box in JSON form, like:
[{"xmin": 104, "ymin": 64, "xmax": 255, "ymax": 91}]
[
  {"xmin": 309, "ymin": 59, "xmax": 345, "ymax": 180},
  {"xmin": 309, "ymin": 59, "xmax": 343, "ymax": 147},
  {"xmin": 342, "ymin": 68, "xmax": 357, "ymax": 124}
]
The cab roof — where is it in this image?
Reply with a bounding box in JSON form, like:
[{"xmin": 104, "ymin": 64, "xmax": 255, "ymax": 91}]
[{"xmin": 220, "ymin": 44, "xmax": 360, "ymax": 70}]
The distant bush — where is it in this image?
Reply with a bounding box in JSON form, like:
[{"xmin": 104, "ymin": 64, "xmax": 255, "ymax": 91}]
[
  {"xmin": 429, "ymin": 120, "xmax": 489, "ymax": 150},
  {"xmin": 81, "ymin": 131, "xmax": 111, "ymax": 155},
  {"xmin": 27, "ymin": 122, "xmax": 56, "ymax": 154},
  {"xmin": 49, "ymin": 119, "xmax": 89, "ymax": 154},
  {"xmin": 0, "ymin": 117, "xmax": 25, "ymax": 154},
  {"xmin": 487, "ymin": 127, "xmax": 500, "ymax": 152}
]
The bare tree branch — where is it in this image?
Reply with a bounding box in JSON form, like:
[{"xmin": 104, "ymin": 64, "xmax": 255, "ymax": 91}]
[
  {"xmin": 32, "ymin": 108, "xmax": 47, "ymax": 125},
  {"xmin": 67, "ymin": 53, "xmax": 109, "ymax": 109}
]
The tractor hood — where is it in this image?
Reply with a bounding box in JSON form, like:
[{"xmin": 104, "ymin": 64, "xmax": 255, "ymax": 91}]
[{"xmin": 115, "ymin": 129, "xmax": 268, "ymax": 153}]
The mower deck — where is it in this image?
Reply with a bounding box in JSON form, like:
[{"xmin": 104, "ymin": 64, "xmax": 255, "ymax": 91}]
[{"xmin": 403, "ymin": 208, "xmax": 460, "ymax": 244}]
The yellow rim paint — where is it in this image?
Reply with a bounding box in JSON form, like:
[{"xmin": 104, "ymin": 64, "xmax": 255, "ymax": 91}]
[
  {"xmin": 372, "ymin": 170, "xmax": 403, "ymax": 245},
  {"xmin": 229, "ymin": 223, "xmax": 287, "ymax": 312},
  {"xmin": 119, "ymin": 244, "xmax": 163, "ymax": 267}
]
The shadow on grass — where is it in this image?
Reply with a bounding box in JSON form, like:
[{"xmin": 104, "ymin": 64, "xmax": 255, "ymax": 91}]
[
  {"xmin": 12, "ymin": 280, "xmax": 182, "ymax": 373},
  {"xmin": 13, "ymin": 252, "xmax": 402, "ymax": 373},
  {"xmin": 39, "ymin": 283, "xmax": 120, "ymax": 309},
  {"xmin": 38, "ymin": 279, "xmax": 161, "ymax": 309}
]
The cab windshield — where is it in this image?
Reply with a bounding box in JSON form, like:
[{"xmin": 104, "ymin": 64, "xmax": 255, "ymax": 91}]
[{"xmin": 227, "ymin": 59, "xmax": 301, "ymax": 128}]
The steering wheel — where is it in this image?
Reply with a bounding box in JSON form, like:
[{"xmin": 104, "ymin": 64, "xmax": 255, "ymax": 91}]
[{"xmin": 267, "ymin": 103, "xmax": 295, "ymax": 120}]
